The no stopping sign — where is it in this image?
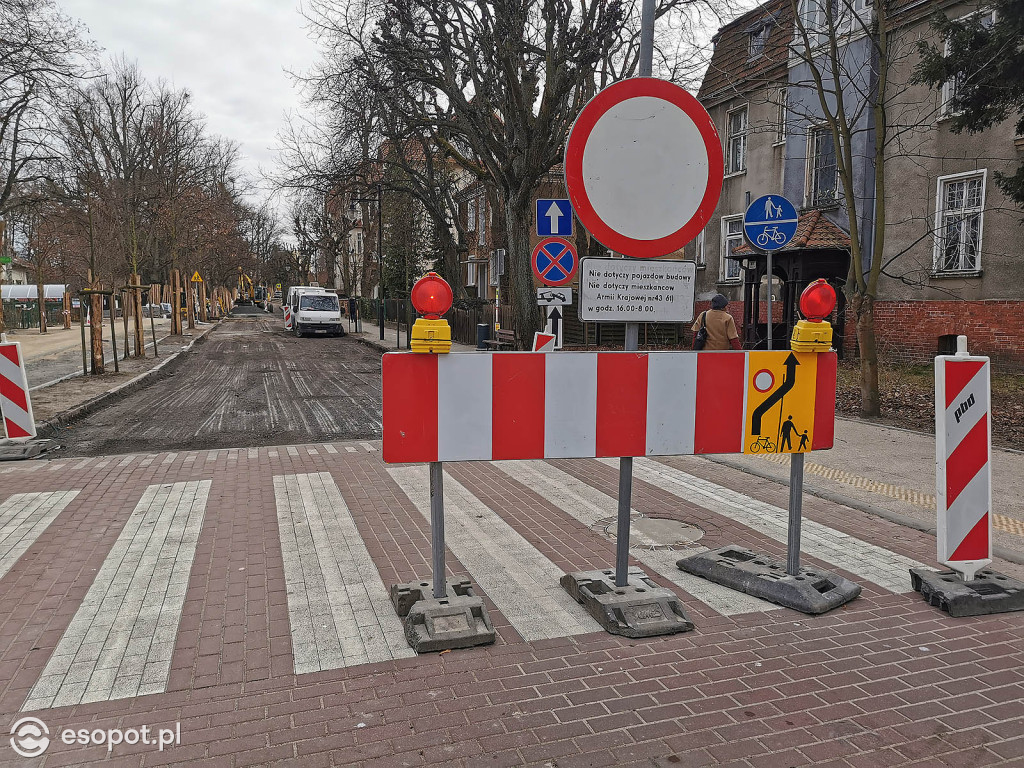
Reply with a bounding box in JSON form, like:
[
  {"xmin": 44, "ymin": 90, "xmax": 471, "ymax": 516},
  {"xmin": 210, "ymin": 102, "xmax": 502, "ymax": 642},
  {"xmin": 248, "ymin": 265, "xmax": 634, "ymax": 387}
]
[{"xmin": 565, "ymin": 78, "xmax": 724, "ymax": 259}]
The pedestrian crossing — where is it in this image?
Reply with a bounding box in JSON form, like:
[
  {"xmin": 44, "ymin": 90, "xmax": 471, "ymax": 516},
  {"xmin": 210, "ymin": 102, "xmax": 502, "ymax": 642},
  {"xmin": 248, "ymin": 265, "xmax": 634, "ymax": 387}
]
[
  {"xmin": 274, "ymin": 472, "xmax": 414, "ymax": 673},
  {"xmin": 23, "ymin": 482, "xmax": 210, "ymax": 710},
  {"xmin": 0, "ymin": 449, "xmax": 937, "ymax": 713}
]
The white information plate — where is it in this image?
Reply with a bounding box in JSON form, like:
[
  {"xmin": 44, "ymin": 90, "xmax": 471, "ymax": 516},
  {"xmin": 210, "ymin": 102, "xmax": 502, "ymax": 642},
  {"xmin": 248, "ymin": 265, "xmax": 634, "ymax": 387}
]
[
  {"xmin": 537, "ymin": 287, "xmax": 572, "ymax": 306},
  {"xmin": 579, "ymin": 258, "xmax": 695, "ymax": 323}
]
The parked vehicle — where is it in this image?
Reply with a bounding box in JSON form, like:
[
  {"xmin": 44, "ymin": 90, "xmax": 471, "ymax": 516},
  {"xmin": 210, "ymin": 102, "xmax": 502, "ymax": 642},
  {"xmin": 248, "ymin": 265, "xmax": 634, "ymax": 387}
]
[
  {"xmin": 293, "ymin": 291, "xmax": 345, "ymax": 337},
  {"xmin": 284, "ymin": 286, "xmax": 326, "ymax": 332}
]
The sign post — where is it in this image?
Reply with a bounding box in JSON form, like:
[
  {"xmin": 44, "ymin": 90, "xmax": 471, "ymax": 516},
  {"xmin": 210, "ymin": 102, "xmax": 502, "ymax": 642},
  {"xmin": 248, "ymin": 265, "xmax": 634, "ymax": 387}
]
[
  {"xmin": 742, "ymin": 195, "xmax": 798, "ymax": 350},
  {"xmin": 562, "ymin": 19, "xmax": 724, "ymax": 632}
]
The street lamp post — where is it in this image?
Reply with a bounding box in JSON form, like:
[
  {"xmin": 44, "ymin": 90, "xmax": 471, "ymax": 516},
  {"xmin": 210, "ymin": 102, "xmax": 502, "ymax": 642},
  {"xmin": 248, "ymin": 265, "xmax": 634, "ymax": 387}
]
[{"xmin": 352, "ymin": 184, "xmax": 385, "ymax": 340}]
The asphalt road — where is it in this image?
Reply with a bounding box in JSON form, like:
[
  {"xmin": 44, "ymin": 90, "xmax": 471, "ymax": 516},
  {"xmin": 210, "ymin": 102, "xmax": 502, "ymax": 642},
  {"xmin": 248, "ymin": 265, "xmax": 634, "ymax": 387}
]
[{"xmin": 45, "ymin": 313, "xmax": 383, "ymax": 457}]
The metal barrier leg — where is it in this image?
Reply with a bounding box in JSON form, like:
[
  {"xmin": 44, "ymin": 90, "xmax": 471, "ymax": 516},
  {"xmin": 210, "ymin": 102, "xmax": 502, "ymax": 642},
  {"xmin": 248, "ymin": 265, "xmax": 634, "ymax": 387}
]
[
  {"xmin": 787, "ymin": 453, "xmax": 804, "ymax": 576},
  {"xmin": 430, "ymin": 461, "xmax": 447, "ymax": 599}
]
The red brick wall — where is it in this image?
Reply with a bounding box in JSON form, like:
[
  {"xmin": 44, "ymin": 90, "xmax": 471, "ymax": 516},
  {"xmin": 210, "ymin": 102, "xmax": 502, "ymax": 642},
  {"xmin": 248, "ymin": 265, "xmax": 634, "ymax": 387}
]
[{"xmin": 842, "ymin": 300, "xmax": 1024, "ymax": 369}]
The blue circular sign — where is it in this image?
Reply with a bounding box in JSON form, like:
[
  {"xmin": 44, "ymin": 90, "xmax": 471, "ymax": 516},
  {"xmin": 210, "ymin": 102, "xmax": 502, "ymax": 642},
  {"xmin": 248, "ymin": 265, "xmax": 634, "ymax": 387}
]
[
  {"xmin": 532, "ymin": 237, "xmax": 578, "ymax": 287},
  {"xmin": 743, "ymin": 195, "xmax": 799, "ymax": 251}
]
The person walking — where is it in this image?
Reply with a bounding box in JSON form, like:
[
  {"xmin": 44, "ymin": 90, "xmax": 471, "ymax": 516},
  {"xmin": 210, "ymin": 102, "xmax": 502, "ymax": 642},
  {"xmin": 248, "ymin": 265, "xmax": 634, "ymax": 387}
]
[{"xmin": 692, "ymin": 294, "xmax": 741, "ymax": 350}]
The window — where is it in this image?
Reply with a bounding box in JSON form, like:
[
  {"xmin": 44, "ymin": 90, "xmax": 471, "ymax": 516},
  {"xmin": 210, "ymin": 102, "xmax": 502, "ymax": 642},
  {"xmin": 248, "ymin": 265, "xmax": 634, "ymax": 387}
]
[
  {"xmin": 934, "ymin": 170, "xmax": 985, "ymax": 272},
  {"xmin": 720, "ymin": 216, "xmax": 743, "ymax": 282},
  {"xmin": 477, "ymin": 195, "xmax": 486, "ymax": 246},
  {"xmin": 694, "ymin": 229, "xmax": 706, "ymax": 268},
  {"xmin": 467, "ymin": 198, "xmax": 477, "ymax": 231},
  {"xmin": 775, "ymin": 88, "xmax": 788, "ymax": 144},
  {"xmin": 489, "ymin": 249, "xmax": 504, "ymax": 287},
  {"xmin": 941, "ymin": 10, "xmax": 996, "ymax": 116},
  {"xmin": 726, "ymin": 106, "xmax": 747, "ymax": 175},
  {"xmin": 749, "ymin": 24, "xmax": 771, "ymax": 57},
  {"xmin": 807, "ymin": 125, "xmax": 839, "ymax": 207}
]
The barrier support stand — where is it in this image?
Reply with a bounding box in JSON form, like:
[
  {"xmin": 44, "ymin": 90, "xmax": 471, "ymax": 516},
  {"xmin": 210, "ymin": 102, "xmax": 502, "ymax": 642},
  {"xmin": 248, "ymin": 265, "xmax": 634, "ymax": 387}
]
[
  {"xmin": 560, "ymin": 319, "xmax": 695, "ymax": 637},
  {"xmin": 389, "ymin": 461, "xmax": 495, "ymax": 653}
]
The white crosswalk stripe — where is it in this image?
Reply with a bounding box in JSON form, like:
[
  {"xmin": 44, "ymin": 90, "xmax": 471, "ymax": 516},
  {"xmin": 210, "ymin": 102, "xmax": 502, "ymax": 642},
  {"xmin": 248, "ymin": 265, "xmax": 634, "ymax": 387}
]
[
  {"xmin": 23, "ymin": 481, "xmax": 211, "ymax": 710},
  {"xmin": 274, "ymin": 473, "xmax": 414, "ymax": 673},
  {"xmin": 492, "ymin": 461, "xmax": 780, "ymax": 616},
  {"xmin": 388, "ymin": 465, "xmax": 602, "ymax": 641},
  {"xmin": 620, "ymin": 458, "xmax": 927, "ymax": 593},
  {"xmin": 0, "ymin": 491, "xmax": 80, "ymax": 579}
]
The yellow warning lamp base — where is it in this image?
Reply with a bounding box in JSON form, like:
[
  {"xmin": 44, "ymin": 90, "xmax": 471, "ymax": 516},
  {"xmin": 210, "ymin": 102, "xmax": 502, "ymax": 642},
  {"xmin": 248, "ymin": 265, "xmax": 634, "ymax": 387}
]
[
  {"xmin": 790, "ymin": 319, "xmax": 833, "ymax": 352},
  {"xmin": 410, "ymin": 318, "xmax": 452, "ymax": 354}
]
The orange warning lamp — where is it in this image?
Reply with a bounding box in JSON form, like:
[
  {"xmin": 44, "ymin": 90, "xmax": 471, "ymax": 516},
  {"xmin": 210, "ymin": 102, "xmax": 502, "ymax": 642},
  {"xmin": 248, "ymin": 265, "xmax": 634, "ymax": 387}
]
[
  {"xmin": 410, "ymin": 272, "xmax": 453, "ymax": 354},
  {"xmin": 790, "ymin": 279, "xmax": 836, "ymax": 352}
]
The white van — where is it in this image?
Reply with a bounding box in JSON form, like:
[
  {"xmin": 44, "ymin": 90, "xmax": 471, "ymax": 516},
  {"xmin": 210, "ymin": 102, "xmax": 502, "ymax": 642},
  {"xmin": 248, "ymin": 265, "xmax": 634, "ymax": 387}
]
[
  {"xmin": 284, "ymin": 286, "xmax": 323, "ymax": 331},
  {"xmin": 293, "ymin": 289, "xmax": 345, "ymax": 337}
]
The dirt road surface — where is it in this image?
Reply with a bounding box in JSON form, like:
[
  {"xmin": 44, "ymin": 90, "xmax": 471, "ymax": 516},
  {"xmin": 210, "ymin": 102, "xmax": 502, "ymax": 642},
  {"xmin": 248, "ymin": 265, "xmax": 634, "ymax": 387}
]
[{"xmin": 44, "ymin": 314, "xmax": 382, "ymax": 457}]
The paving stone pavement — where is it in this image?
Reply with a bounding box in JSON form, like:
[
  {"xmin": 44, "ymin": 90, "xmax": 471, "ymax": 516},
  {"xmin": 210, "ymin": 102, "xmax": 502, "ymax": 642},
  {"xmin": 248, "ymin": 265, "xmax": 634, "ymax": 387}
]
[{"xmin": 0, "ymin": 441, "xmax": 1021, "ymax": 767}]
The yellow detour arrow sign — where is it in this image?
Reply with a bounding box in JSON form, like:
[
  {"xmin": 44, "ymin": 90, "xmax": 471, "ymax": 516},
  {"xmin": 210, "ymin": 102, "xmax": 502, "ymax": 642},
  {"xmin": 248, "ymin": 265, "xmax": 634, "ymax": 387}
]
[
  {"xmin": 744, "ymin": 351, "xmax": 821, "ymax": 454},
  {"xmin": 191, "ymin": 271, "xmax": 203, "ymax": 283}
]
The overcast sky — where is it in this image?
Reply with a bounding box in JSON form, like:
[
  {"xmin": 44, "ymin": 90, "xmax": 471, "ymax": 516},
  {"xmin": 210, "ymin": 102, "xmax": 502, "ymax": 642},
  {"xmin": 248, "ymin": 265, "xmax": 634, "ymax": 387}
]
[{"xmin": 59, "ymin": 0, "xmax": 318, "ymax": 206}]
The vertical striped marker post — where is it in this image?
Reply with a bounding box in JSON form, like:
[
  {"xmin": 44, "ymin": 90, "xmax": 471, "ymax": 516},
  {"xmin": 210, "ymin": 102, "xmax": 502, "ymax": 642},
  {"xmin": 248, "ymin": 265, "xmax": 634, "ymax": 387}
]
[
  {"xmin": 0, "ymin": 341, "xmax": 36, "ymax": 443},
  {"xmin": 936, "ymin": 335, "xmax": 992, "ymax": 581}
]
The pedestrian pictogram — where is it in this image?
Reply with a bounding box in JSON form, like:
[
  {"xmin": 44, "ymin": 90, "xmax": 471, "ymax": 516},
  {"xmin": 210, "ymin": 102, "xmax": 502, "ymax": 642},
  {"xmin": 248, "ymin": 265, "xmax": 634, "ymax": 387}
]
[
  {"xmin": 191, "ymin": 271, "xmax": 203, "ymax": 283},
  {"xmin": 743, "ymin": 195, "xmax": 798, "ymax": 251},
  {"xmin": 744, "ymin": 351, "xmax": 821, "ymax": 454},
  {"xmin": 564, "ymin": 78, "xmax": 723, "ymax": 258},
  {"xmin": 536, "ymin": 199, "xmax": 573, "ymax": 237},
  {"xmin": 532, "ymin": 237, "xmax": 578, "ymax": 287}
]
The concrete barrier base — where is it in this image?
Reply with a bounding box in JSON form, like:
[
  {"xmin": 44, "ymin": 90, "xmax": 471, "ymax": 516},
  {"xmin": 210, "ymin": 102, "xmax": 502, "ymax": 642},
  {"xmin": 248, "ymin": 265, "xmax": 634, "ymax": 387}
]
[
  {"xmin": 391, "ymin": 577, "xmax": 495, "ymax": 653},
  {"xmin": 560, "ymin": 567, "xmax": 694, "ymax": 638},
  {"xmin": 0, "ymin": 439, "xmax": 53, "ymax": 461},
  {"xmin": 677, "ymin": 546, "xmax": 861, "ymax": 615},
  {"xmin": 910, "ymin": 568, "xmax": 1024, "ymax": 617}
]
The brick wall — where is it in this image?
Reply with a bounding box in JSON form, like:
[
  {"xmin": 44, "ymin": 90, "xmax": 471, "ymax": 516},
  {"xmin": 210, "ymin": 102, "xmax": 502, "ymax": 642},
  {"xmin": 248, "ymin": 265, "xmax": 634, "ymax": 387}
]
[{"xmin": 842, "ymin": 300, "xmax": 1024, "ymax": 369}]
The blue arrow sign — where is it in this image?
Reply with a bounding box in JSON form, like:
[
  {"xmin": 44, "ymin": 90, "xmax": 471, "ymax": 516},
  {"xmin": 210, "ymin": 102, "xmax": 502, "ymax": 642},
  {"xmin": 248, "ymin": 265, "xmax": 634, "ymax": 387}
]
[
  {"xmin": 743, "ymin": 195, "xmax": 799, "ymax": 251},
  {"xmin": 537, "ymin": 199, "xmax": 573, "ymax": 237}
]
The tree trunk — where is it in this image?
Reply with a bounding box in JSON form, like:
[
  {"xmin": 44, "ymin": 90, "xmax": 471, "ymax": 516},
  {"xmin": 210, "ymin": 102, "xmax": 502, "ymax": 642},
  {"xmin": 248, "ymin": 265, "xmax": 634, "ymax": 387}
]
[
  {"xmin": 504, "ymin": 192, "xmax": 540, "ymax": 349},
  {"xmin": 132, "ymin": 274, "xmax": 144, "ymax": 358},
  {"xmin": 851, "ymin": 292, "xmax": 880, "ymax": 418},
  {"xmin": 186, "ymin": 270, "xmax": 196, "ymax": 330},
  {"xmin": 171, "ymin": 270, "xmax": 183, "ymax": 335},
  {"xmin": 88, "ymin": 272, "xmax": 103, "ymax": 375},
  {"xmin": 36, "ymin": 276, "xmax": 46, "ymax": 334}
]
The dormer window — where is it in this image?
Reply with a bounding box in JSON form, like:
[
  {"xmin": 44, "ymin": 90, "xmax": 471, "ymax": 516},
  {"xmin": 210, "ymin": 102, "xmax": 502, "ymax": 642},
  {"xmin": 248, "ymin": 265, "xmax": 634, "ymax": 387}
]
[{"xmin": 749, "ymin": 23, "xmax": 771, "ymax": 57}]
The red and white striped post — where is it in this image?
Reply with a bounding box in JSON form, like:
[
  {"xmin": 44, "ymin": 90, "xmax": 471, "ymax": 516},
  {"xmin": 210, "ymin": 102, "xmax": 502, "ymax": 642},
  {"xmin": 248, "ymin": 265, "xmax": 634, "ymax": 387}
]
[
  {"xmin": 0, "ymin": 341, "xmax": 37, "ymax": 443},
  {"xmin": 936, "ymin": 335, "xmax": 991, "ymax": 581}
]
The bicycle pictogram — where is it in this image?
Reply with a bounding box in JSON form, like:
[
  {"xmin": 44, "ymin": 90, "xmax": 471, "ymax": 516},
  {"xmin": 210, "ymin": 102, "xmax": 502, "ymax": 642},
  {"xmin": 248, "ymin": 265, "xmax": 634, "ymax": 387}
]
[
  {"xmin": 755, "ymin": 226, "xmax": 789, "ymax": 247},
  {"xmin": 749, "ymin": 435, "xmax": 776, "ymax": 453}
]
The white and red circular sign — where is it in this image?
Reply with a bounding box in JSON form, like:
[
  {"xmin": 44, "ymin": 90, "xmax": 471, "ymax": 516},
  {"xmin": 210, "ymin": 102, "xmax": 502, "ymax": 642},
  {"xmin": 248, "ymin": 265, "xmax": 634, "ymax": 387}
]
[
  {"xmin": 532, "ymin": 237, "xmax": 579, "ymax": 287},
  {"xmin": 564, "ymin": 78, "xmax": 724, "ymax": 259}
]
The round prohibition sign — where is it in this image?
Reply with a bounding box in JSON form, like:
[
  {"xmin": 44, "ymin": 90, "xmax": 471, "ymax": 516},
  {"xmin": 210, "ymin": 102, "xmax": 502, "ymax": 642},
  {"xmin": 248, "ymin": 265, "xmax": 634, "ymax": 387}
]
[
  {"xmin": 532, "ymin": 237, "xmax": 579, "ymax": 287},
  {"xmin": 565, "ymin": 77, "xmax": 724, "ymax": 258}
]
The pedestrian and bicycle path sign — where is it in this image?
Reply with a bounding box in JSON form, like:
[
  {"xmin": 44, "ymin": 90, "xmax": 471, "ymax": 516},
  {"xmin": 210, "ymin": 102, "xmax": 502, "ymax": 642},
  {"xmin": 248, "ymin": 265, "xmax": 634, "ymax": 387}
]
[{"xmin": 743, "ymin": 195, "xmax": 798, "ymax": 251}]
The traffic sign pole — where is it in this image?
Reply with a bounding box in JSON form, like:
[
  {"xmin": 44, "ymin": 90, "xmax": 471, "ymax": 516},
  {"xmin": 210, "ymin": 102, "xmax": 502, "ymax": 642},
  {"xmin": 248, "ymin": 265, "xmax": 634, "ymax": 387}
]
[{"xmin": 767, "ymin": 250, "xmax": 773, "ymax": 350}]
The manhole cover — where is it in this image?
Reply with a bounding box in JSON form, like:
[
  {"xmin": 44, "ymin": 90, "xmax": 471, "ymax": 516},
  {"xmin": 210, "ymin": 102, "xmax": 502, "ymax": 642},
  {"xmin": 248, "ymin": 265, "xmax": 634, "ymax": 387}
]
[{"xmin": 592, "ymin": 514, "xmax": 704, "ymax": 552}]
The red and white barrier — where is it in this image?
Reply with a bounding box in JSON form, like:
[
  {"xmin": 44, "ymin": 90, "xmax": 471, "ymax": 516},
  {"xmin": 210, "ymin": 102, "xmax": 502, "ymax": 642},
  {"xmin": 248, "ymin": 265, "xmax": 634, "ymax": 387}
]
[
  {"xmin": 936, "ymin": 337, "xmax": 991, "ymax": 580},
  {"xmin": 383, "ymin": 350, "xmax": 836, "ymax": 464},
  {"xmin": 0, "ymin": 341, "xmax": 36, "ymax": 442},
  {"xmin": 284, "ymin": 306, "xmax": 293, "ymax": 330}
]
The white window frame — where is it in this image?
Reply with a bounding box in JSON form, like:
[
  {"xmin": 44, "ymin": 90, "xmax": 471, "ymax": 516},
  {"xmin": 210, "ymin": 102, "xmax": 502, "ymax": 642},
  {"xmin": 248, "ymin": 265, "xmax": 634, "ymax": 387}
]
[
  {"xmin": 720, "ymin": 215, "xmax": 744, "ymax": 283},
  {"xmin": 940, "ymin": 9, "xmax": 997, "ymax": 117},
  {"xmin": 477, "ymin": 195, "xmax": 486, "ymax": 246},
  {"xmin": 933, "ymin": 169, "xmax": 986, "ymax": 273},
  {"xmin": 694, "ymin": 228, "xmax": 706, "ymax": 268},
  {"xmin": 775, "ymin": 88, "xmax": 788, "ymax": 145},
  {"xmin": 725, "ymin": 105, "xmax": 748, "ymax": 176},
  {"xmin": 806, "ymin": 124, "xmax": 840, "ymax": 208}
]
